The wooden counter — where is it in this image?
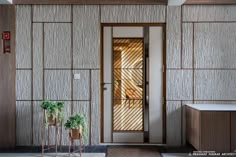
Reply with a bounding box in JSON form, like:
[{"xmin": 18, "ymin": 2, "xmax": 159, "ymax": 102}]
[{"xmin": 186, "ymin": 104, "xmax": 236, "ymax": 152}]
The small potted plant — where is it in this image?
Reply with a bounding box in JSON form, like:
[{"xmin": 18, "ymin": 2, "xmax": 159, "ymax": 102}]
[
  {"xmin": 41, "ymin": 100, "xmax": 64, "ymax": 126},
  {"xmin": 64, "ymin": 114, "xmax": 88, "ymax": 142}
]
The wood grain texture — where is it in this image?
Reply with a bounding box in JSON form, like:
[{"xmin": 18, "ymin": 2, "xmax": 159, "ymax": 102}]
[
  {"xmin": 45, "ymin": 70, "xmax": 71, "ymax": 100},
  {"xmin": 167, "ymin": 70, "xmax": 193, "ymax": 100},
  {"xmin": 166, "ymin": 101, "xmax": 182, "ymax": 146},
  {"xmin": 186, "ymin": 106, "xmax": 200, "ymax": 150},
  {"xmin": 195, "ymin": 70, "xmax": 236, "ymax": 100},
  {"xmin": 14, "ymin": 0, "xmax": 167, "ymax": 4},
  {"xmin": 44, "ymin": 23, "xmax": 71, "ymax": 69},
  {"xmin": 0, "ymin": 5, "xmax": 16, "ymax": 148},
  {"xmin": 33, "ymin": 5, "xmax": 71, "ymax": 22},
  {"xmin": 91, "ymin": 70, "xmax": 100, "ymax": 145},
  {"xmin": 16, "ymin": 101, "xmax": 32, "ymax": 146},
  {"xmin": 73, "ymin": 5, "xmax": 100, "ymax": 69},
  {"xmin": 73, "ymin": 101, "xmax": 90, "ymax": 145},
  {"xmin": 33, "ymin": 23, "xmax": 43, "ymax": 100},
  {"xmin": 201, "ymin": 112, "xmax": 230, "ymax": 152},
  {"xmin": 101, "ymin": 5, "xmax": 166, "ymax": 23},
  {"xmin": 182, "ymin": 23, "xmax": 193, "ymax": 69},
  {"xmin": 166, "ymin": 6, "xmax": 181, "ymax": 68},
  {"xmin": 231, "ymin": 112, "xmax": 236, "ymax": 152},
  {"xmin": 16, "ymin": 70, "xmax": 32, "ymax": 100},
  {"xmin": 16, "ymin": 5, "xmax": 31, "ymax": 68},
  {"xmin": 185, "ymin": 0, "xmax": 236, "ymax": 4},
  {"xmin": 182, "ymin": 101, "xmax": 193, "ymax": 146},
  {"xmin": 183, "ymin": 5, "xmax": 236, "ymax": 22},
  {"xmin": 195, "ymin": 23, "xmax": 236, "ymax": 68},
  {"xmin": 73, "ymin": 70, "xmax": 90, "ymax": 100}
]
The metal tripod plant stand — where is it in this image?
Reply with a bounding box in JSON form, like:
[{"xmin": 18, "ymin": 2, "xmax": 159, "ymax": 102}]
[
  {"xmin": 41, "ymin": 110, "xmax": 62, "ymax": 157},
  {"xmin": 68, "ymin": 128, "xmax": 84, "ymax": 157}
]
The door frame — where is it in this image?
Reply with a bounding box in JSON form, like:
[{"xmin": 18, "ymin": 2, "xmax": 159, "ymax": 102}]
[{"xmin": 100, "ymin": 23, "xmax": 166, "ymax": 144}]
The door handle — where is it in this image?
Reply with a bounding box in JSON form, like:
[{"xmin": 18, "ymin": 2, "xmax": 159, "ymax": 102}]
[{"xmin": 103, "ymin": 87, "xmax": 107, "ymax": 90}]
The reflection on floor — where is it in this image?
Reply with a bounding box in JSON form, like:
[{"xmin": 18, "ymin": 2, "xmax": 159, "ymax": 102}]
[{"xmin": 0, "ymin": 153, "xmax": 105, "ymax": 157}]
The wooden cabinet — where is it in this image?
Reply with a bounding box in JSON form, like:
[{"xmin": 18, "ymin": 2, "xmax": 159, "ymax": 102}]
[{"xmin": 186, "ymin": 105, "xmax": 236, "ymax": 152}]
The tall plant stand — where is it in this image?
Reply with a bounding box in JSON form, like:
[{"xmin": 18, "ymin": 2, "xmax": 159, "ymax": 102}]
[
  {"xmin": 41, "ymin": 110, "xmax": 62, "ymax": 157},
  {"xmin": 68, "ymin": 129, "xmax": 84, "ymax": 157}
]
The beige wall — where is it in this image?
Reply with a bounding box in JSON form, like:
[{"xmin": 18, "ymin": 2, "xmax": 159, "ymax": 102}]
[{"xmin": 15, "ymin": 4, "xmax": 236, "ymax": 146}]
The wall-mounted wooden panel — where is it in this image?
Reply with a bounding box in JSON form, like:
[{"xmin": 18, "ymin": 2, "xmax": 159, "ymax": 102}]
[
  {"xmin": 183, "ymin": 5, "xmax": 236, "ymax": 22},
  {"xmin": 73, "ymin": 5, "xmax": 100, "ymax": 69},
  {"xmin": 231, "ymin": 112, "xmax": 236, "ymax": 152},
  {"xmin": 167, "ymin": 70, "xmax": 193, "ymax": 100},
  {"xmin": 45, "ymin": 70, "xmax": 71, "ymax": 100},
  {"xmin": 101, "ymin": 5, "xmax": 166, "ymax": 23},
  {"xmin": 91, "ymin": 70, "xmax": 100, "ymax": 145},
  {"xmin": 201, "ymin": 112, "xmax": 230, "ymax": 152},
  {"xmin": 44, "ymin": 23, "xmax": 71, "ymax": 69},
  {"xmin": 182, "ymin": 23, "xmax": 193, "ymax": 69},
  {"xmin": 33, "ymin": 5, "xmax": 71, "ymax": 22},
  {"xmin": 166, "ymin": 6, "xmax": 181, "ymax": 68},
  {"xmin": 16, "ymin": 101, "xmax": 32, "ymax": 146},
  {"xmin": 33, "ymin": 23, "xmax": 43, "ymax": 100},
  {"xmin": 195, "ymin": 70, "xmax": 236, "ymax": 100},
  {"xmin": 73, "ymin": 70, "xmax": 90, "ymax": 100},
  {"xmin": 16, "ymin": 5, "xmax": 31, "ymax": 68},
  {"xmin": 16, "ymin": 70, "xmax": 32, "ymax": 100},
  {"xmin": 166, "ymin": 101, "xmax": 182, "ymax": 146},
  {"xmin": 195, "ymin": 23, "xmax": 236, "ymax": 69},
  {"xmin": 0, "ymin": 5, "xmax": 16, "ymax": 148}
]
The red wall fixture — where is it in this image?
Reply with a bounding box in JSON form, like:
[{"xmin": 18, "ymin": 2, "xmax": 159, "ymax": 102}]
[{"xmin": 2, "ymin": 31, "xmax": 11, "ymax": 53}]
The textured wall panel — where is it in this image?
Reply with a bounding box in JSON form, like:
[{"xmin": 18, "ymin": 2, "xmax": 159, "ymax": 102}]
[
  {"xmin": 73, "ymin": 5, "xmax": 100, "ymax": 69},
  {"xmin": 33, "ymin": 23, "xmax": 43, "ymax": 100},
  {"xmin": 33, "ymin": 5, "xmax": 71, "ymax": 22},
  {"xmin": 183, "ymin": 5, "xmax": 236, "ymax": 22},
  {"xmin": 16, "ymin": 101, "xmax": 32, "ymax": 146},
  {"xmin": 33, "ymin": 101, "xmax": 43, "ymax": 146},
  {"xmin": 101, "ymin": 5, "xmax": 166, "ymax": 23},
  {"xmin": 91, "ymin": 70, "xmax": 100, "ymax": 145},
  {"xmin": 73, "ymin": 101, "xmax": 90, "ymax": 145},
  {"xmin": 16, "ymin": 5, "xmax": 31, "ymax": 68},
  {"xmin": 195, "ymin": 23, "xmax": 236, "ymax": 68},
  {"xmin": 182, "ymin": 101, "xmax": 193, "ymax": 146},
  {"xmin": 195, "ymin": 70, "xmax": 236, "ymax": 100},
  {"xmin": 44, "ymin": 23, "xmax": 71, "ymax": 69},
  {"xmin": 166, "ymin": 101, "xmax": 182, "ymax": 146},
  {"xmin": 167, "ymin": 70, "xmax": 193, "ymax": 100},
  {"xmin": 16, "ymin": 70, "xmax": 32, "ymax": 100},
  {"xmin": 73, "ymin": 70, "xmax": 90, "ymax": 100},
  {"xmin": 45, "ymin": 70, "xmax": 71, "ymax": 100},
  {"xmin": 59, "ymin": 101, "xmax": 71, "ymax": 145},
  {"xmin": 166, "ymin": 6, "xmax": 181, "ymax": 68},
  {"xmin": 33, "ymin": 101, "xmax": 71, "ymax": 145},
  {"xmin": 182, "ymin": 23, "xmax": 193, "ymax": 68}
]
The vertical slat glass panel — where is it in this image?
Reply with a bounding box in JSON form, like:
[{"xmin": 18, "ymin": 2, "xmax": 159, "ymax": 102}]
[{"xmin": 113, "ymin": 38, "xmax": 144, "ymax": 131}]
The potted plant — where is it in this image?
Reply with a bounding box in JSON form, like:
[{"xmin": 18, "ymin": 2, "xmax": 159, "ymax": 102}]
[
  {"xmin": 64, "ymin": 114, "xmax": 88, "ymax": 142},
  {"xmin": 41, "ymin": 100, "xmax": 64, "ymax": 126}
]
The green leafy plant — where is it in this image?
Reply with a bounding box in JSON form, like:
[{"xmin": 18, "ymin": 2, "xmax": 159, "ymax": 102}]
[
  {"xmin": 64, "ymin": 114, "xmax": 88, "ymax": 142},
  {"xmin": 41, "ymin": 100, "xmax": 64, "ymax": 126}
]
